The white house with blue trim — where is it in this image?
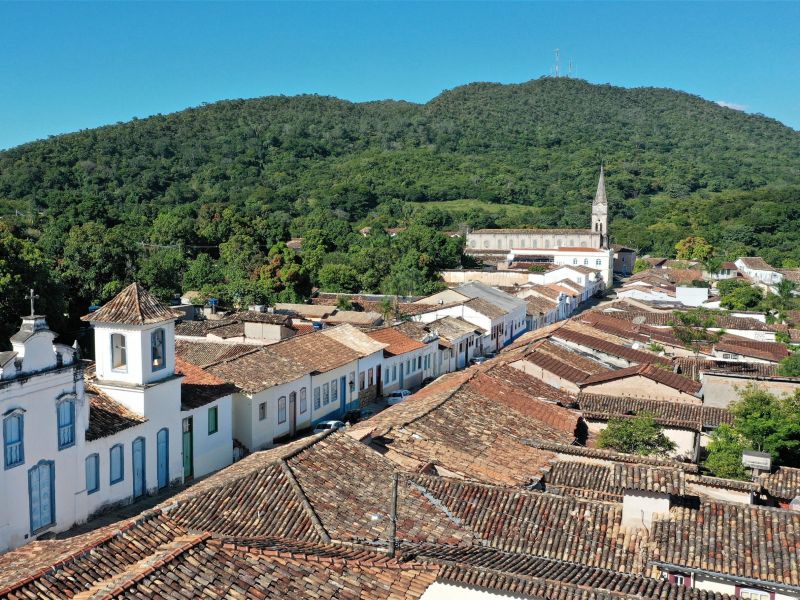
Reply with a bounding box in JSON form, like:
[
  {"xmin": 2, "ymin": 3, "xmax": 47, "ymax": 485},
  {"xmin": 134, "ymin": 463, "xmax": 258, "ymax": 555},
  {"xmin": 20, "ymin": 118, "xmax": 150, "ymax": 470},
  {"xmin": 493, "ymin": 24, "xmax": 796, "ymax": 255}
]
[{"xmin": 0, "ymin": 283, "xmax": 235, "ymax": 553}]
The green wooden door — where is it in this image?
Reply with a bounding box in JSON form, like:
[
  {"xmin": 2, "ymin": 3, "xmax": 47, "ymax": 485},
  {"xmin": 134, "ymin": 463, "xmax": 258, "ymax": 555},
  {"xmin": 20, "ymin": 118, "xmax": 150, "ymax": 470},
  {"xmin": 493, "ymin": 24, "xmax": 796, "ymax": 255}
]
[{"xmin": 182, "ymin": 417, "xmax": 193, "ymax": 480}]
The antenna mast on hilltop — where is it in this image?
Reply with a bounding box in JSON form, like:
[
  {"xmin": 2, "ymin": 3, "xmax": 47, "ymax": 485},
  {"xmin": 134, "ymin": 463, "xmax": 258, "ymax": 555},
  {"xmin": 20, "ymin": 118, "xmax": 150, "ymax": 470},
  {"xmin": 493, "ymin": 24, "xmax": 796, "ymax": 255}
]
[
  {"xmin": 568, "ymin": 60, "xmax": 574, "ymax": 78},
  {"xmin": 553, "ymin": 48, "xmax": 560, "ymax": 77}
]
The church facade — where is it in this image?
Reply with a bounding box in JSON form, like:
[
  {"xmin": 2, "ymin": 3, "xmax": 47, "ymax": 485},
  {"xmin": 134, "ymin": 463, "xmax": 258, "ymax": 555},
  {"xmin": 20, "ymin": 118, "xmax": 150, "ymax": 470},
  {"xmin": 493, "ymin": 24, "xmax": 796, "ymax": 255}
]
[{"xmin": 466, "ymin": 167, "xmax": 609, "ymax": 253}]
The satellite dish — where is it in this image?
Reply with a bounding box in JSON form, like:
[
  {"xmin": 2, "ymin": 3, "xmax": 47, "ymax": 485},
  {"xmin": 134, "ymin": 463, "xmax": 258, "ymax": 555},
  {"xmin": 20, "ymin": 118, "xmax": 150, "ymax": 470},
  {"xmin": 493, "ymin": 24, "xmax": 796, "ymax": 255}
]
[
  {"xmin": 632, "ymin": 316, "xmax": 647, "ymax": 325},
  {"xmin": 790, "ymin": 497, "xmax": 800, "ymax": 511},
  {"xmin": 631, "ymin": 342, "xmax": 642, "ymax": 350}
]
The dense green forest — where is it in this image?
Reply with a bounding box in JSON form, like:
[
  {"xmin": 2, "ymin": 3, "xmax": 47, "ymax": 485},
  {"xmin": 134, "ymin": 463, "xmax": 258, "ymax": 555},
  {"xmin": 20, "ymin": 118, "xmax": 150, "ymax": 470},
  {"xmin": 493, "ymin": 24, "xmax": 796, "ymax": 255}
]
[{"xmin": 1, "ymin": 77, "xmax": 800, "ymax": 345}]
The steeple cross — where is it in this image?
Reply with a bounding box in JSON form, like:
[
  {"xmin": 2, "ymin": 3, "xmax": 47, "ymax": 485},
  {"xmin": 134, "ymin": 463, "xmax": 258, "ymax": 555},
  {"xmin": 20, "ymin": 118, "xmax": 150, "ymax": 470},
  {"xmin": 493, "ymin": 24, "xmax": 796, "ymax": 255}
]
[{"xmin": 24, "ymin": 288, "xmax": 39, "ymax": 316}]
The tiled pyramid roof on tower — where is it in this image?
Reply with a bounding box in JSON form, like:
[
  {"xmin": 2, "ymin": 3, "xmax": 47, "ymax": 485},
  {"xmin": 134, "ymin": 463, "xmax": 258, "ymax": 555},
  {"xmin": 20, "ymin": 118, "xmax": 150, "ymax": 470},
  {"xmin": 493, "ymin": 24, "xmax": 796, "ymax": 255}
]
[{"xmin": 81, "ymin": 282, "xmax": 183, "ymax": 325}]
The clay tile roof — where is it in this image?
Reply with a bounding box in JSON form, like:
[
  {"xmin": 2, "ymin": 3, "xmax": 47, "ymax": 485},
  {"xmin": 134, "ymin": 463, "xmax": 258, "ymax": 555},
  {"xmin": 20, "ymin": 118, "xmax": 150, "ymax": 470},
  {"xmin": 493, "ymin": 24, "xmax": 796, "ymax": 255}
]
[
  {"xmin": 323, "ymin": 310, "xmax": 383, "ymax": 325},
  {"xmin": 175, "ymin": 340, "xmax": 256, "ymax": 368},
  {"xmin": 650, "ymin": 502, "xmax": 800, "ymax": 588},
  {"xmin": 761, "ymin": 466, "xmax": 800, "ymax": 500},
  {"xmin": 274, "ymin": 303, "xmax": 336, "ymax": 318},
  {"xmin": 234, "ymin": 310, "xmax": 291, "ymax": 325},
  {"xmin": 610, "ymin": 310, "xmax": 772, "ymax": 331},
  {"xmin": 525, "ymin": 439, "xmax": 700, "ymax": 472},
  {"xmin": 610, "ymin": 463, "xmax": 685, "ymax": 495},
  {"xmin": 81, "ymin": 283, "xmax": 183, "ymax": 325},
  {"xmin": 553, "ymin": 328, "xmax": 670, "ymax": 365},
  {"xmin": 207, "ymin": 347, "xmax": 310, "ymax": 393},
  {"xmin": 673, "ymin": 357, "xmax": 783, "ymax": 381},
  {"xmin": 85, "ymin": 385, "xmax": 148, "ymax": 441},
  {"xmin": 269, "ymin": 329, "xmax": 362, "ymax": 373},
  {"xmin": 715, "ymin": 340, "xmax": 790, "ymax": 362},
  {"xmin": 485, "ymin": 363, "xmax": 575, "ymax": 405},
  {"xmin": 0, "ymin": 511, "xmax": 186, "ymax": 597},
  {"xmin": 427, "ymin": 316, "xmax": 485, "ymax": 339},
  {"xmin": 737, "ymin": 256, "xmax": 775, "ymax": 271},
  {"xmin": 463, "ymin": 297, "xmax": 508, "ymax": 319},
  {"xmin": 525, "ymin": 296, "xmax": 558, "ymax": 315},
  {"xmin": 578, "ymin": 393, "xmax": 732, "ymax": 430},
  {"xmin": 470, "ymin": 227, "xmax": 592, "ymax": 235},
  {"xmin": 367, "ymin": 328, "xmax": 426, "ymax": 356},
  {"xmin": 175, "ymin": 357, "xmax": 237, "ymax": 410},
  {"xmin": 523, "ymin": 350, "xmax": 593, "ymax": 385},
  {"xmin": 580, "ymin": 364, "xmax": 702, "ymax": 396}
]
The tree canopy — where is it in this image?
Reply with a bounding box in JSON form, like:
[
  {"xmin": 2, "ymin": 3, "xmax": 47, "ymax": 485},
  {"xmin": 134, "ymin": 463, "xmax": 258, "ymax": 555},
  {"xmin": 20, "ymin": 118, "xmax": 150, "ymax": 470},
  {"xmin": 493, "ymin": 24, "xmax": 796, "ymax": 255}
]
[{"xmin": 596, "ymin": 413, "xmax": 677, "ymax": 456}]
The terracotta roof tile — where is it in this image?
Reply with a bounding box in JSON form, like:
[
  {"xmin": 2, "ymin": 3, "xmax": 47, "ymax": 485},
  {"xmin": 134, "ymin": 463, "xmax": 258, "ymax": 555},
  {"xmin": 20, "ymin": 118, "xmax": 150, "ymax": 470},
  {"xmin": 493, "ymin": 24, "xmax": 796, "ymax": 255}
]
[
  {"xmin": 207, "ymin": 347, "xmax": 310, "ymax": 393},
  {"xmin": 81, "ymin": 283, "xmax": 183, "ymax": 325},
  {"xmin": 367, "ymin": 327, "xmax": 427, "ymax": 356},
  {"xmin": 553, "ymin": 327, "xmax": 670, "ymax": 366},
  {"xmin": 761, "ymin": 466, "xmax": 800, "ymax": 500},
  {"xmin": 175, "ymin": 357, "xmax": 236, "ymax": 410},
  {"xmin": 174, "ymin": 340, "xmax": 257, "ymax": 368},
  {"xmin": 86, "ymin": 385, "xmax": 148, "ymax": 441},
  {"xmin": 651, "ymin": 502, "xmax": 800, "ymax": 588},
  {"xmin": 577, "ymin": 393, "xmax": 732, "ymax": 430},
  {"xmin": 580, "ymin": 364, "xmax": 702, "ymax": 396}
]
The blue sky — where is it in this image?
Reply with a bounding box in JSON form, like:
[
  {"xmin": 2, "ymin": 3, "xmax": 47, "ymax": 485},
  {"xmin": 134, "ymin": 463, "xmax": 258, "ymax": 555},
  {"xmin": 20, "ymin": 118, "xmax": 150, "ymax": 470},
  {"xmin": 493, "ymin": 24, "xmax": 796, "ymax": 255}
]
[{"xmin": 1, "ymin": 2, "xmax": 798, "ymax": 150}]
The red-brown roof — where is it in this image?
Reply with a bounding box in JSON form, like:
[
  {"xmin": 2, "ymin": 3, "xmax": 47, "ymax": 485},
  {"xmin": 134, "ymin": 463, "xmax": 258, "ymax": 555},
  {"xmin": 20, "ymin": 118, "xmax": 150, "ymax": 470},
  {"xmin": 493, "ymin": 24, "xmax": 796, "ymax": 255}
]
[
  {"xmin": 367, "ymin": 327, "xmax": 426, "ymax": 356},
  {"xmin": 580, "ymin": 364, "xmax": 702, "ymax": 396},
  {"xmin": 175, "ymin": 357, "xmax": 237, "ymax": 410},
  {"xmin": 81, "ymin": 283, "xmax": 183, "ymax": 325}
]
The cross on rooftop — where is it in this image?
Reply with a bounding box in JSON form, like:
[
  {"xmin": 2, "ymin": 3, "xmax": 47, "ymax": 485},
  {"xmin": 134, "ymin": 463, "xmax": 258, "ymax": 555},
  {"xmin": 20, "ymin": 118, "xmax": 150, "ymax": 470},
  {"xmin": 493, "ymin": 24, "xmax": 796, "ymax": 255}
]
[{"xmin": 24, "ymin": 288, "xmax": 39, "ymax": 316}]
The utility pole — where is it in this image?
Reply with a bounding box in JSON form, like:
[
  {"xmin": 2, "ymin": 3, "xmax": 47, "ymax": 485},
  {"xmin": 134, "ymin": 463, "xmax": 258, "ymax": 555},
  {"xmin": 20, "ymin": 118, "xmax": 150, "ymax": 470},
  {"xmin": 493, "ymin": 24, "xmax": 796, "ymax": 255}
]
[{"xmin": 387, "ymin": 472, "xmax": 399, "ymax": 557}]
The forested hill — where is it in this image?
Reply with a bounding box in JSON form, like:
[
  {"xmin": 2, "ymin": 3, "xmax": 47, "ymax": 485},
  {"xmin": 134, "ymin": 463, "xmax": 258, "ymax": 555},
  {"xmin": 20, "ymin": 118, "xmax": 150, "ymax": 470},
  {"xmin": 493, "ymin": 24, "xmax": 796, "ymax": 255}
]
[
  {"xmin": 2, "ymin": 77, "xmax": 800, "ymax": 346},
  {"xmin": 2, "ymin": 77, "xmax": 799, "ymax": 219}
]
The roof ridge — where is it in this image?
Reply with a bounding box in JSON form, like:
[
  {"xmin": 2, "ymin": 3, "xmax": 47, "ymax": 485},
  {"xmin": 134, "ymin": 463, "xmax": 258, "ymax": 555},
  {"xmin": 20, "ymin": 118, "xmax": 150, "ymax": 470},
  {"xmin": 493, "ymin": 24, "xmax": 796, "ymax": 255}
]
[
  {"xmin": 0, "ymin": 509, "xmax": 169, "ymax": 597},
  {"xmin": 72, "ymin": 532, "xmax": 210, "ymax": 600},
  {"xmin": 278, "ymin": 459, "xmax": 332, "ymax": 543}
]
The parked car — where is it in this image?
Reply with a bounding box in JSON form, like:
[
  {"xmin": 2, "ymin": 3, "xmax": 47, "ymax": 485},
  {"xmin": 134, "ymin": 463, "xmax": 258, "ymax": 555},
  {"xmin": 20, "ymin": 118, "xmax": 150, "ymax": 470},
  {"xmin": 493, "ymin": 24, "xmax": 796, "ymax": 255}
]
[
  {"xmin": 312, "ymin": 420, "xmax": 345, "ymax": 434},
  {"xmin": 421, "ymin": 376, "xmax": 436, "ymax": 386},
  {"xmin": 470, "ymin": 356, "xmax": 488, "ymax": 365},
  {"xmin": 385, "ymin": 389, "xmax": 411, "ymax": 405}
]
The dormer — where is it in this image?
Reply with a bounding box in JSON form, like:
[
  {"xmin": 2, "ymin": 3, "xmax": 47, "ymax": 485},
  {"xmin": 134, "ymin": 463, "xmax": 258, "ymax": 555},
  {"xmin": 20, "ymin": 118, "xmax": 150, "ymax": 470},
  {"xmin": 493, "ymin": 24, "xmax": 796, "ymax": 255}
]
[{"xmin": 82, "ymin": 283, "xmax": 183, "ymax": 387}]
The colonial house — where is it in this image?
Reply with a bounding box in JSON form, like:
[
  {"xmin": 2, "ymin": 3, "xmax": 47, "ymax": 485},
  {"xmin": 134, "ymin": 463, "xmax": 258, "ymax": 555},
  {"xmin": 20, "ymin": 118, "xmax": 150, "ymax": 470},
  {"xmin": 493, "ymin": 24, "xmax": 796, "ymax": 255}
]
[
  {"xmin": 366, "ymin": 327, "xmax": 429, "ymax": 393},
  {"xmin": 424, "ymin": 316, "xmax": 484, "ymax": 373},
  {"xmin": 205, "ymin": 347, "xmax": 313, "ymax": 450},
  {"xmin": 0, "ymin": 283, "xmax": 237, "ymax": 553},
  {"xmin": 735, "ymin": 256, "xmax": 781, "ymax": 286}
]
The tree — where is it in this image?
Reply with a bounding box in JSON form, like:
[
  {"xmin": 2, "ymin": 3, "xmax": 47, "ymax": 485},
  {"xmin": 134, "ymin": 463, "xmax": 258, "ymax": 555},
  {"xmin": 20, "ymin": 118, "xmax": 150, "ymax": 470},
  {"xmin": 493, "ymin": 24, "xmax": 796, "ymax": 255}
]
[
  {"xmin": 318, "ymin": 264, "xmax": 361, "ymax": 293},
  {"xmin": 778, "ymin": 353, "xmax": 800, "ymax": 377},
  {"xmin": 633, "ymin": 259, "xmax": 651, "ymax": 274},
  {"xmin": 675, "ymin": 236, "xmax": 713, "ymax": 261},
  {"xmin": 669, "ymin": 309, "xmax": 724, "ymax": 357},
  {"xmin": 729, "ymin": 386, "xmax": 800, "ymax": 466},
  {"xmin": 335, "ymin": 296, "xmax": 354, "ymax": 311},
  {"xmin": 137, "ymin": 248, "xmax": 186, "ymax": 301},
  {"xmin": 720, "ymin": 285, "xmax": 763, "ymax": 310},
  {"xmin": 183, "ymin": 253, "xmax": 223, "ymax": 291},
  {"xmin": 377, "ymin": 297, "xmax": 396, "ymax": 323},
  {"xmin": 596, "ymin": 413, "xmax": 677, "ymax": 456},
  {"xmin": 0, "ymin": 230, "xmax": 65, "ymax": 347},
  {"xmin": 704, "ymin": 424, "xmax": 749, "ymax": 480}
]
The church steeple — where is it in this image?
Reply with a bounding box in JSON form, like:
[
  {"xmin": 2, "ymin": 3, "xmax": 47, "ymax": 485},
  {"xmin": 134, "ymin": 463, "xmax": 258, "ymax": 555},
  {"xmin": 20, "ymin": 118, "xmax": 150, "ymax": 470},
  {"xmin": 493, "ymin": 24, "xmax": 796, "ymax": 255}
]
[{"xmin": 591, "ymin": 166, "xmax": 608, "ymax": 248}]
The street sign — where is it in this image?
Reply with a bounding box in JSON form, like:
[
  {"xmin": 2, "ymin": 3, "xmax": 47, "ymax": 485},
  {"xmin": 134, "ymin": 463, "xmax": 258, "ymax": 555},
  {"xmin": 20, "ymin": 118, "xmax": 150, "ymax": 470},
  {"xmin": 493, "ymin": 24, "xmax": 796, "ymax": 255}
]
[{"xmin": 742, "ymin": 450, "xmax": 772, "ymax": 471}]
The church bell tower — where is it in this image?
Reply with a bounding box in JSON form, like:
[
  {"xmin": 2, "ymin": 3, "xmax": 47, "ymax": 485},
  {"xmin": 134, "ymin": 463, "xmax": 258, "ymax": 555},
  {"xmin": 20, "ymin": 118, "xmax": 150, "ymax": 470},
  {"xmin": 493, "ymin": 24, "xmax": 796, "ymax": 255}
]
[{"xmin": 591, "ymin": 166, "xmax": 608, "ymax": 248}]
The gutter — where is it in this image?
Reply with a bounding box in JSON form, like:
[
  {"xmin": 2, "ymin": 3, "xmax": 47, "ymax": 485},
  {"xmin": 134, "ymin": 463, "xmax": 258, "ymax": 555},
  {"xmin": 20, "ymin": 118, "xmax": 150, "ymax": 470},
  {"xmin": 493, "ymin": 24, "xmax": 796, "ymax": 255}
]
[{"xmin": 648, "ymin": 561, "xmax": 800, "ymax": 595}]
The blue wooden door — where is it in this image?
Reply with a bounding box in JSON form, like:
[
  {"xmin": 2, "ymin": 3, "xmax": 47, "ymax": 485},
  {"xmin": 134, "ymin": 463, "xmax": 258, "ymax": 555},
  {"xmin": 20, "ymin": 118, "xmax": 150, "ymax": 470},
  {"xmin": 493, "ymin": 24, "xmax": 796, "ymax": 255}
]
[
  {"xmin": 29, "ymin": 461, "xmax": 54, "ymax": 532},
  {"xmin": 132, "ymin": 438, "xmax": 146, "ymax": 498},
  {"xmin": 340, "ymin": 377, "xmax": 347, "ymax": 415},
  {"xmin": 157, "ymin": 429, "xmax": 169, "ymax": 489}
]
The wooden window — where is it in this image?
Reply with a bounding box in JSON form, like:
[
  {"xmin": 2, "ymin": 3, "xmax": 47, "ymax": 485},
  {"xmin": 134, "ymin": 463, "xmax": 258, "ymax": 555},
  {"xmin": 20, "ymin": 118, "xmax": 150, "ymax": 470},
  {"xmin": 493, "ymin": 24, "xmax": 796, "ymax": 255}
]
[
  {"xmin": 277, "ymin": 396, "xmax": 287, "ymax": 424},
  {"xmin": 56, "ymin": 398, "xmax": 75, "ymax": 450},
  {"xmin": 151, "ymin": 328, "xmax": 166, "ymax": 371},
  {"xmin": 111, "ymin": 334, "xmax": 127, "ymax": 371},
  {"xmin": 85, "ymin": 453, "xmax": 99, "ymax": 494},
  {"xmin": 259, "ymin": 402, "xmax": 266, "ymax": 421},
  {"xmin": 4, "ymin": 411, "xmax": 24, "ymax": 469},
  {"xmin": 323, "ymin": 383, "xmax": 330, "ymax": 405},
  {"xmin": 110, "ymin": 444, "xmax": 124, "ymax": 484},
  {"xmin": 208, "ymin": 406, "xmax": 218, "ymax": 435},
  {"xmin": 299, "ymin": 388, "xmax": 307, "ymax": 413},
  {"xmin": 313, "ymin": 387, "xmax": 321, "ymax": 410}
]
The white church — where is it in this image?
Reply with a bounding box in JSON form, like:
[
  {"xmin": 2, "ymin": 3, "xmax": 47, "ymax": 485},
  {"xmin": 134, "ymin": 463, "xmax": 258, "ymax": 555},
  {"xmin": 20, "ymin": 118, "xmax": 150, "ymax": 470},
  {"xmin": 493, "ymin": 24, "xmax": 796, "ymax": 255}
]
[
  {"xmin": 0, "ymin": 283, "xmax": 234, "ymax": 552},
  {"xmin": 465, "ymin": 167, "xmax": 619, "ymax": 285}
]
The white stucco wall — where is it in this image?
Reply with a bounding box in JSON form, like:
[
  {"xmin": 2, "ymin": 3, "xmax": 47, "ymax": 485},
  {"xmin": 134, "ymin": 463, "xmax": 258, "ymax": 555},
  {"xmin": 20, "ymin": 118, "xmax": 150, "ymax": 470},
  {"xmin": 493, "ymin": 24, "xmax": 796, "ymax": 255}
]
[{"xmin": 184, "ymin": 394, "xmax": 233, "ymax": 478}]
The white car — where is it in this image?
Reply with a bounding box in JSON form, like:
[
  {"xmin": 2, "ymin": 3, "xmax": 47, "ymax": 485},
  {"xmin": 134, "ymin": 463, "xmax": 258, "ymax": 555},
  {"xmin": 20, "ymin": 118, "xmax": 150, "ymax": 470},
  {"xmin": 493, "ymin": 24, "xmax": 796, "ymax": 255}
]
[
  {"xmin": 313, "ymin": 420, "xmax": 345, "ymax": 434},
  {"xmin": 386, "ymin": 389, "xmax": 411, "ymax": 405}
]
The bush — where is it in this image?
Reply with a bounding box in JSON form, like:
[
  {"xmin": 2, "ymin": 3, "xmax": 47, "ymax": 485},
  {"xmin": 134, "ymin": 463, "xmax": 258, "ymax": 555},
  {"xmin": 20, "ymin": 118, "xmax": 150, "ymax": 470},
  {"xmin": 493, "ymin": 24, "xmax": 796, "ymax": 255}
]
[{"xmin": 597, "ymin": 413, "xmax": 677, "ymax": 456}]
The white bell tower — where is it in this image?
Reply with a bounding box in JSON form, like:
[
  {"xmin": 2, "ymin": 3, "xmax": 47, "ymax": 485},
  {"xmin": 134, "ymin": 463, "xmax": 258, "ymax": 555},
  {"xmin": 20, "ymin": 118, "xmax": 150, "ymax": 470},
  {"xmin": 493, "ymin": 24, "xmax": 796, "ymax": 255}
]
[{"xmin": 591, "ymin": 166, "xmax": 609, "ymax": 249}]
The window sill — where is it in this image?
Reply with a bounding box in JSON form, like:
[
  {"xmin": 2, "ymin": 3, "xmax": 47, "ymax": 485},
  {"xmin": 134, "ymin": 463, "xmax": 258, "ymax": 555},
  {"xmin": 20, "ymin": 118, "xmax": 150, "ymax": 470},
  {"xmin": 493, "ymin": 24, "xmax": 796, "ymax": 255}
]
[
  {"xmin": 4, "ymin": 461, "xmax": 24, "ymax": 471},
  {"xmin": 58, "ymin": 442, "xmax": 76, "ymax": 452},
  {"xmin": 110, "ymin": 478, "xmax": 124, "ymax": 485}
]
